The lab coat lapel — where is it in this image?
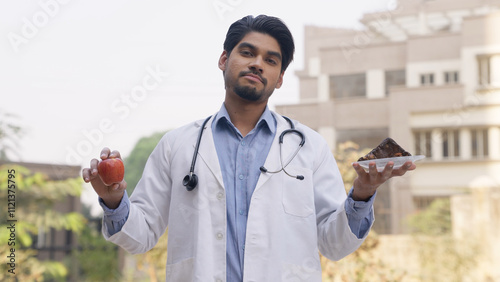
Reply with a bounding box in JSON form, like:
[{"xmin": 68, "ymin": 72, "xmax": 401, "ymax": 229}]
[
  {"xmin": 254, "ymin": 113, "xmax": 289, "ymax": 192},
  {"xmin": 194, "ymin": 116, "xmax": 225, "ymax": 189}
]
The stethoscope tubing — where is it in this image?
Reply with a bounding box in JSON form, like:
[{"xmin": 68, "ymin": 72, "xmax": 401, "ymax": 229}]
[{"xmin": 183, "ymin": 115, "xmax": 306, "ymax": 191}]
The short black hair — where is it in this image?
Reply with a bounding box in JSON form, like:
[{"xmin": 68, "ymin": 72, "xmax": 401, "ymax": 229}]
[{"xmin": 223, "ymin": 15, "xmax": 295, "ymax": 72}]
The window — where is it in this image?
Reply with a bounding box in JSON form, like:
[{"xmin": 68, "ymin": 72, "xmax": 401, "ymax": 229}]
[
  {"xmin": 442, "ymin": 129, "xmax": 460, "ymax": 158},
  {"xmin": 420, "ymin": 73, "xmax": 434, "ymax": 86},
  {"xmin": 413, "ymin": 196, "xmax": 447, "ymax": 212},
  {"xmin": 477, "ymin": 54, "xmax": 500, "ymax": 87},
  {"xmin": 330, "ymin": 73, "xmax": 366, "ymax": 99},
  {"xmin": 414, "ymin": 131, "xmax": 432, "ymax": 157},
  {"xmin": 444, "ymin": 71, "xmax": 459, "ymax": 84},
  {"xmin": 471, "ymin": 128, "xmax": 489, "ymax": 158},
  {"xmin": 385, "ymin": 69, "xmax": 406, "ymax": 95},
  {"xmin": 36, "ymin": 228, "xmax": 47, "ymax": 248},
  {"xmin": 414, "ymin": 129, "xmax": 462, "ymax": 159}
]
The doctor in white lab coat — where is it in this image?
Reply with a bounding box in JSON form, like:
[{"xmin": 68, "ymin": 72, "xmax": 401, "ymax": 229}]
[{"xmin": 82, "ymin": 15, "xmax": 415, "ymax": 282}]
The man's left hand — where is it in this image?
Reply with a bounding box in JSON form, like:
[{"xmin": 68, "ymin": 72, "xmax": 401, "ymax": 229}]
[{"xmin": 351, "ymin": 161, "xmax": 416, "ymax": 201}]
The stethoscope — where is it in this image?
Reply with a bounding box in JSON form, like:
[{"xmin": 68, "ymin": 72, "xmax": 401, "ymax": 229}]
[{"xmin": 183, "ymin": 115, "xmax": 306, "ymax": 191}]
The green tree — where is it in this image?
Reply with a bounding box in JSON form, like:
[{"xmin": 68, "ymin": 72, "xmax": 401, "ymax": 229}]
[
  {"xmin": 321, "ymin": 141, "xmax": 409, "ymax": 281},
  {"xmin": 0, "ymin": 110, "xmax": 23, "ymax": 161},
  {"xmin": 73, "ymin": 218, "xmax": 121, "ymax": 281},
  {"xmin": 406, "ymin": 198, "xmax": 479, "ymax": 281},
  {"xmin": 121, "ymin": 131, "xmax": 168, "ymax": 281},
  {"xmin": 0, "ymin": 164, "xmax": 86, "ymax": 281},
  {"xmin": 333, "ymin": 141, "xmax": 370, "ymax": 194},
  {"xmin": 124, "ymin": 131, "xmax": 165, "ymax": 196}
]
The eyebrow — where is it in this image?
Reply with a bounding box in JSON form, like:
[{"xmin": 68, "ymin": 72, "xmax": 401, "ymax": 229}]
[{"xmin": 237, "ymin": 42, "xmax": 282, "ymax": 62}]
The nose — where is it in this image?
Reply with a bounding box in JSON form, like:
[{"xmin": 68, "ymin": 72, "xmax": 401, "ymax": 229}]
[{"xmin": 249, "ymin": 55, "xmax": 264, "ymax": 73}]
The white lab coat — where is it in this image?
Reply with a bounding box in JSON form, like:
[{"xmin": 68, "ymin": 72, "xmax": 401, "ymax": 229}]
[{"xmin": 104, "ymin": 112, "xmax": 371, "ymax": 281}]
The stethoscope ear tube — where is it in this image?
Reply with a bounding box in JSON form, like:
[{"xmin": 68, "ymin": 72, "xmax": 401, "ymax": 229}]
[
  {"xmin": 278, "ymin": 129, "xmax": 305, "ymax": 146},
  {"xmin": 183, "ymin": 116, "xmax": 212, "ymax": 191}
]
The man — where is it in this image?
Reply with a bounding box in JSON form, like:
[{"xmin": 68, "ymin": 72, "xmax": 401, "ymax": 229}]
[{"xmin": 82, "ymin": 15, "xmax": 415, "ymax": 281}]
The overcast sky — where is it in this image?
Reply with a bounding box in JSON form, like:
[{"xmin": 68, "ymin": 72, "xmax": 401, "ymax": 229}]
[
  {"xmin": 1, "ymin": 0, "xmax": 393, "ymax": 212},
  {"xmin": 1, "ymin": 0, "xmax": 397, "ymax": 163}
]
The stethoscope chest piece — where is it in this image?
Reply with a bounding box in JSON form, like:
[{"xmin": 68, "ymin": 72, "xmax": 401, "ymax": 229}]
[
  {"xmin": 183, "ymin": 173, "xmax": 198, "ymax": 191},
  {"xmin": 183, "ymin": 116, "xmax": 212, "ymax": 191}
]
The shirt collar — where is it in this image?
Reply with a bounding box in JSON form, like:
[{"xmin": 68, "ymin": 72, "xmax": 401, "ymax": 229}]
[{"xmin": 214, "ymin": 103, "xmax": 277, "ymax": 135}]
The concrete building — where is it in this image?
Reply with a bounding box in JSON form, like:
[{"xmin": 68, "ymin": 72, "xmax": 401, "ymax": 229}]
[
  {"xmin": 0, "ymin": 161, "xmax": 82, "ymax": 279},
  {"xmin": 277, "ymin": 0, "xmax": 500, "ymax": 234}
]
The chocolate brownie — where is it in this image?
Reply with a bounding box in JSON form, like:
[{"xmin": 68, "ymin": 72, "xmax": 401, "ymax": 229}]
[{"xmin": 358, "ymin": 138, "xmax": 411, "ymax": 161}]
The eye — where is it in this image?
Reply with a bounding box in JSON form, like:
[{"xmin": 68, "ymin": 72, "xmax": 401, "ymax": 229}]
[
  {"xmin": 240, "ymin": 50, "xmax": 253, "ymax": 57},
  {"xmin": 266, "ymin": 58, "xmax": 278, "ymax": 65}
]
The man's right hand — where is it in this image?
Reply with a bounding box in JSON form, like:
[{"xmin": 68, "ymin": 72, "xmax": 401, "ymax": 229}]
[{"xmin": 82, "ymin": 147, "xmax": 127, "ymax": 209}]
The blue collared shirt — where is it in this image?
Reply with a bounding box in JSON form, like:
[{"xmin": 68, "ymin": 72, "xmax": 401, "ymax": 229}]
[
  {"xmin": 210, "ymin": 104, "xmax": 374, "ymax": 281},
  {"xmin": 212, "ymin": 104, "xmax": 276, "ymax": 282},
  {"xmin": 100, "ymin": 104, "xmax": 375, "ymax": 282}
]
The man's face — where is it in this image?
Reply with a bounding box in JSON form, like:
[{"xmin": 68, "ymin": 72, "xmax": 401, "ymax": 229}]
[{"xmin": 219, "ymin": 32, "xmax": 284, "ymax": 103}]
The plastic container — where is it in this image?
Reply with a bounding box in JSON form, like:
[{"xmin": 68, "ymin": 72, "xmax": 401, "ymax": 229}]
[{"xmin": 354, "ymin": 155, "xmax": 426, "ymax": 172}]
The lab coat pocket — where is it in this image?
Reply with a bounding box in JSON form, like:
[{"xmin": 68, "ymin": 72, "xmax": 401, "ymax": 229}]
[
  {"xmin": 282, "ymin": 166, "xmax": 314, "ymax": 217},
  {"xmin": 281, "ymin": 261, "xmax": 322, "ymax": 281},
  {"xmin": 165, "ymin": 257, "xmax": 194, "ymax": 282}
]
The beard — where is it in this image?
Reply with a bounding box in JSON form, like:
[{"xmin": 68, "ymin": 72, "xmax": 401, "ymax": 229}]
[
  {"xmin": 234, "ymin": 84, "xmax": 262, "ymax": 102},
  {"xmin": 232, "ymin": 71, "xmax": 270, "ymax": 102}
]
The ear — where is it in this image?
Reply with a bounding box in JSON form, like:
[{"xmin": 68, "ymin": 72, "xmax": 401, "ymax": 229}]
[
  {"xmin": 218, "ymin": 50, "xmax": 228, "ymax": 71},
  {"xmin": 275, "ymin": 71, "xmax": 285, "ymax": 89}
]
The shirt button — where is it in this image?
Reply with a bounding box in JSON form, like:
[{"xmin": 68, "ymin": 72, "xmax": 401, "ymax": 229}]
[
  {"xmin": 216, "ymin": 233, "xmax": 223, "ymax": 240},
  {"xmin": 216, "ymin": 192, "xmax": 224, "ymax": 200},
  {"xmin": 239, "ymin": 174, "xmax": 244, "ymax": 180},
  {"xmin": 239, "ymin": 209, "xmax": 244, "ymax": 215},
  {"xmin": 241, "ymin": 141, "xmax": 246, "ymax": 146}
]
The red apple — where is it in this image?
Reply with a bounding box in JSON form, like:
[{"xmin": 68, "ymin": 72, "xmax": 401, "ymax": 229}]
[{"xmin": 97, "ymin": 158, "xmax": 125, "ymax": 186}]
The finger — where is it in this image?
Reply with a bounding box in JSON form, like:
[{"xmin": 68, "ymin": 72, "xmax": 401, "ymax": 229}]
[
  {"xmin": 352, "ymin": 162, "xmax": 368, "ymax": 176},
  {"xmin": 368, "ymin": 161, "xmax": 378, "ymax": 178},
  {"xmin": 100, "ymin": 147, "xmax": 111, "ymax": 160},
  {"xmin": 83, "ymin": 162, "xmax": 102, "ymax": 183},
  {"xmin": 406, "ymin": 161, "xmax": 417, "ymax": 171},
  {"xmin": 381, "ymin": 161, "xmax": 394, "ymax": 179},
  {"xmin": 111, "ymin": 180, "xmax": 127, "ymax": 191},
  {"xmin": 392, "ymin": 161, "xmax": 414, "ymax": 176},
  {"xmin": 110, "ymin": 150, "xmax": 122, "ymax": 159},
  {"xmin": 82, "ymin": 168, "xmax": 91, "ymax": 182},
  {"xmin": 90, "ymin": 158, "xmax": 99, "ymax": 175}
]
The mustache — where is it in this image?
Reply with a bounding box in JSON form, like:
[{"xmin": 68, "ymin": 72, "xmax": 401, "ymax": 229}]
[{"xmin": 239, "ymin": 70, "xmax": 267, "ymax": 85}]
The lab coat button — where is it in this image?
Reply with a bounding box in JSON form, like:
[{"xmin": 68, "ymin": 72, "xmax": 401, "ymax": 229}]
[
  {"xmin": 216, "ymin": 192, "xmax": 224, "ymax": 200},
  {"xmin": 216, "ymin": 233, "xmax": 223, "ymax": 240}
]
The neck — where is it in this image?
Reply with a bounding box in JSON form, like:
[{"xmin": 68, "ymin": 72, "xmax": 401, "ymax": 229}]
[{"xmin": 224, "ymin": 94, "xmax": 268, "ymax": 137}]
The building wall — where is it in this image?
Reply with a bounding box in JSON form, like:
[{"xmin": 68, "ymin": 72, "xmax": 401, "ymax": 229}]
[
  {"xmin": 407, "ymin": 33, "xmax": 462, "ymax": 62},
  {"xmin": 276, "ymin": 1, "xmax": 500, "ymax": 235},
  {"xmin": 321, "ymin": 42, "xmax": 406, "ymax": 76}
]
